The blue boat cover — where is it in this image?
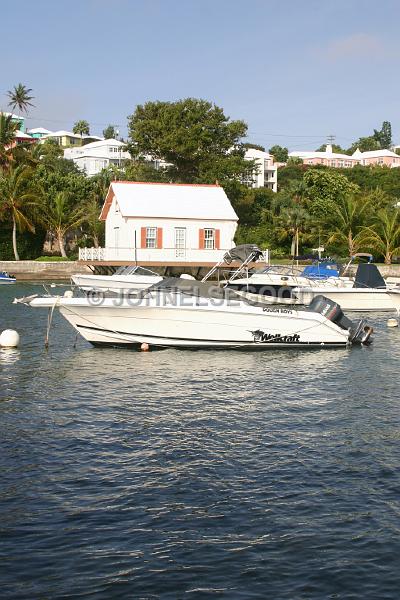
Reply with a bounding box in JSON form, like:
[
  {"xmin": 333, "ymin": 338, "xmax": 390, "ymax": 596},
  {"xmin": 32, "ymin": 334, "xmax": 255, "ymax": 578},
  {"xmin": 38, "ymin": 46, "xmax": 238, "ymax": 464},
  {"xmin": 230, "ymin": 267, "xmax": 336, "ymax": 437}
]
[{"xmin": 300, "ymin": 263, "xmax": 339, "ymax": 279}]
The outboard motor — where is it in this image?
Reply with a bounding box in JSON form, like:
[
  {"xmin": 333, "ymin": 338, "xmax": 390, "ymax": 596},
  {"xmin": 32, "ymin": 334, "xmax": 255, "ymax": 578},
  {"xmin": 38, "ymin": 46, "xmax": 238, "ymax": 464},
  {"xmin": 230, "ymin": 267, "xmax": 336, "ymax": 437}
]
[{"xmin": 308, "ymin": 295, "xmax": 373, "ymax": 345}]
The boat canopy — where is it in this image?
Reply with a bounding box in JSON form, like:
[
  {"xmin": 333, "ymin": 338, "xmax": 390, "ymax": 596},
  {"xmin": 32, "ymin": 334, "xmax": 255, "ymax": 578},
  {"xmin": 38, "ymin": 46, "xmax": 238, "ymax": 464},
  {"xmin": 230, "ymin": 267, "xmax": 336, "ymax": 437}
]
[
  {"xmin": 353, "ymin": 264, "xmax": 386, "ymax": 289},
  {"xmin": 223, "ymin": 245, "xmax": 263, "ymax": 264}
]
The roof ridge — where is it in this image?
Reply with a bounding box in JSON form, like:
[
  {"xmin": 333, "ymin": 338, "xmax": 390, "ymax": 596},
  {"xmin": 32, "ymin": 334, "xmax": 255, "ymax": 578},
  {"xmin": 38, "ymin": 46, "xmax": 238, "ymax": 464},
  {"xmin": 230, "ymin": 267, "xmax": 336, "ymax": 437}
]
[{"xmin": 112, "ymin": 181, "xmax": 220, "ymax": 187}]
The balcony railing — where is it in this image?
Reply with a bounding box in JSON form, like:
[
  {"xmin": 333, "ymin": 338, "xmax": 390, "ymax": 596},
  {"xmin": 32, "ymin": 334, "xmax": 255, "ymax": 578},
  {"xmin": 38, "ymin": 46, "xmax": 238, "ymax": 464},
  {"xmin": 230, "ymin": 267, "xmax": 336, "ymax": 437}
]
[{"xmin": 79, "ymin": 246, "xmax": 229, "ymax": 263}]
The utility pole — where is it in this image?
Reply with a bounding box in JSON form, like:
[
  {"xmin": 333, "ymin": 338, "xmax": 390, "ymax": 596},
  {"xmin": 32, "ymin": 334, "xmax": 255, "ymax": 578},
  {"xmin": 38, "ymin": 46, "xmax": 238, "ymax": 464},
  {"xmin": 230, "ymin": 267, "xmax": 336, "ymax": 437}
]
[{"xmin": 327, "ymin": 134, "xmax": 336, "ymax": 145}]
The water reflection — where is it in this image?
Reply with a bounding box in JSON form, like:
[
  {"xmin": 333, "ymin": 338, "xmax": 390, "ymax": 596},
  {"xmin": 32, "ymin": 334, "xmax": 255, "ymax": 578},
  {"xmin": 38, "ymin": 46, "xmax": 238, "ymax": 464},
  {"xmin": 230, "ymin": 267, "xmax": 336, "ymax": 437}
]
[{"xmin": 0, "ymin": 347, "xmax": 21, "ymax": 364}]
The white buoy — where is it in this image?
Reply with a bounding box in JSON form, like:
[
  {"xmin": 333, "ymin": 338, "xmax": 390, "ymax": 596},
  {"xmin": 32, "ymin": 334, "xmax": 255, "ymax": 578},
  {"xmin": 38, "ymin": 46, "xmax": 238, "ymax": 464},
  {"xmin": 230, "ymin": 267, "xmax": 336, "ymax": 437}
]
[
  {"xmin": 140, "ymin": 342, "xmax": 150, "ymax": 352},
  {"xmin": 0, "ymin": 329, "xmax": 20, "ymax": 348},
  {"xmin": 64, "ymin": 290, "xmax": 73, "ymax": 298},
  {"xmin": 387, "ymin": 318, "xmax": 398, "ymax": 328}
]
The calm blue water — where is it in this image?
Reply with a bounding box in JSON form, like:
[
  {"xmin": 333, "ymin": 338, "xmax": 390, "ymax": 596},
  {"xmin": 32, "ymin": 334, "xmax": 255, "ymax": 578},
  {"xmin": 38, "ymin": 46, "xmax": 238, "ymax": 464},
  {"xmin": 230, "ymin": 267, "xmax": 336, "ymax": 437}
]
[{"xmin": 1, "ymin": 283, "xmax": 400, "ymax": 599}]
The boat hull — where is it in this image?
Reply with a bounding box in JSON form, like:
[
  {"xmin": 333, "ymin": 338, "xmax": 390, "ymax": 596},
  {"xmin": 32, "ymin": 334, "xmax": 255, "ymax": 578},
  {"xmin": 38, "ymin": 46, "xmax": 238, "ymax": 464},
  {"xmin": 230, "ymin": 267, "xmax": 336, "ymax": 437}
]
[
  {"xmin": 30, "ymin": 295, "xmax": 351, "ymax": 348},
  {"xmin": 295, "ymin": 287, "xmax": 399, "ymax": 312}
]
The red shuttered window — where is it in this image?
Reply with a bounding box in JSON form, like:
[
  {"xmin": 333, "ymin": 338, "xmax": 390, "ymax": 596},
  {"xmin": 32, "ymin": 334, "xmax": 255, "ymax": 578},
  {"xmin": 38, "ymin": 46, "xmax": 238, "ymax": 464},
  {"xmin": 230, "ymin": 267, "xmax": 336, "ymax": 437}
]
[{"xmin": 199, "ymin": 228, "xmax": 205, "ymax": 249}]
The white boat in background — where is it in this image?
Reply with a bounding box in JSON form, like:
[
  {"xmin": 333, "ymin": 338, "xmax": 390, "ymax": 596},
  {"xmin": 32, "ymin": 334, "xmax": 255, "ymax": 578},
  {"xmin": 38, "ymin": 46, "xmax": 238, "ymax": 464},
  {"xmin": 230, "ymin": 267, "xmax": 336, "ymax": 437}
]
[
  {"xmin": 71, "ymin": 265, "xmax": 163, "ymax": 294},
  {"xmin": 215, "ymin": 246, "xmax": 400, "ymax": 313},
  {"xmin": 293, "ymin": 263, "xmax": 400, "ymax": 312},
  {"xmin": 217, "ymin": 246, "xmax": 354, "ymax": 299},
  {"xmin": 0, "ymin": 271, "xmax": 16, "ymax": 284},
  {"xmin": 15, "ymin": 278, "xmax": 373, "ymax": 349}
]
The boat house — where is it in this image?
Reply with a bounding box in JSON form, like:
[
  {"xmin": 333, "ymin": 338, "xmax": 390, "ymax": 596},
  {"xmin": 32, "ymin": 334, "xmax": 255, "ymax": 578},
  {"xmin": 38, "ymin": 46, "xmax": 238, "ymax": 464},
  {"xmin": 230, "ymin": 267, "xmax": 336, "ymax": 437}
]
[{"xmin": 79, "ymin": 181, "xmax": 238, "ymax": 264}]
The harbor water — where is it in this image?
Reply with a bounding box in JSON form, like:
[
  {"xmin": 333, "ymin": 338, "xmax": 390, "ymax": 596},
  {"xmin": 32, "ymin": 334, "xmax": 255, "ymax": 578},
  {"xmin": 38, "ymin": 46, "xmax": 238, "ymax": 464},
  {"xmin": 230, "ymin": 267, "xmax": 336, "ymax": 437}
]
[{"xmin": 1, "ymin": 283, "xmax": 400, "ymax": 599}]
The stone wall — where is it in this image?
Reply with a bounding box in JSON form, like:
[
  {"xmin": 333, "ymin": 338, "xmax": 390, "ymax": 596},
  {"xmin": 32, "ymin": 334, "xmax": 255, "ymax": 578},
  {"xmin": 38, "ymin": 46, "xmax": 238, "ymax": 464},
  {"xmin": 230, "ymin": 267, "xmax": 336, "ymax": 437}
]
[{"xmin": 0, "ymin": 261, "xmax": 91, "ymax": 281}]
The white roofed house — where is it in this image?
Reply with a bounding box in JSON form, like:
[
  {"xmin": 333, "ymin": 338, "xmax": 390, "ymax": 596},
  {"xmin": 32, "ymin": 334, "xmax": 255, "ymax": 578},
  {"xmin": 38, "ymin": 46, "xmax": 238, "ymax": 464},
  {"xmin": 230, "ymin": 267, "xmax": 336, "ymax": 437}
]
[
  {"xmin": 79, "ymin": 181, "xmax": 238, "ymax": 264},
  {"xmin": 64, "ymin": 139, "xmax": 130, "ymax": 175},
  {"xmin": 243, "ymin": 148, "xmax": 278, "ymax": 192}
]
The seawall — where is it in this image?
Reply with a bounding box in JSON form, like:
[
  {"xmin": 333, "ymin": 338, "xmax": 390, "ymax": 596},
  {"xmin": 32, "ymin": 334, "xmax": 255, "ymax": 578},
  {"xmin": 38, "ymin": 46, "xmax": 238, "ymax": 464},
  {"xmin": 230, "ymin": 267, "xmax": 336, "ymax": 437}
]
[
  {"xmin": 0, "ymin": 261, "xmax": 91, "ymax": 281},
  {"xmin": 1, "ymin": 260, "xmax": 400, "ymax": 281}
]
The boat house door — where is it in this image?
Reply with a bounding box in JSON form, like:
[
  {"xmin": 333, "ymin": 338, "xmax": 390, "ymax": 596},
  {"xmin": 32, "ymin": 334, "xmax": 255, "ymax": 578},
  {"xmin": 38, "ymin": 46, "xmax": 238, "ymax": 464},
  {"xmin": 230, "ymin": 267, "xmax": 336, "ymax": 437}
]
[{"xmin": 174, "ymin": 227, "xmax": 186, "ymax": 258}]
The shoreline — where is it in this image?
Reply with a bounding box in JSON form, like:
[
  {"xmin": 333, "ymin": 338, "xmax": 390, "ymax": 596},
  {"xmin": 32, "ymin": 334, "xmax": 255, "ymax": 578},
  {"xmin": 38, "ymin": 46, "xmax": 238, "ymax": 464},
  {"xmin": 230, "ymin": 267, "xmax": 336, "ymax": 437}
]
[
  {"xmin": 1, "ymin": 260, "xmax": 400, "ymax": 282},
  {"xmin": 0, "ymin": 261, "xmax": 91, "ymax": 281}
]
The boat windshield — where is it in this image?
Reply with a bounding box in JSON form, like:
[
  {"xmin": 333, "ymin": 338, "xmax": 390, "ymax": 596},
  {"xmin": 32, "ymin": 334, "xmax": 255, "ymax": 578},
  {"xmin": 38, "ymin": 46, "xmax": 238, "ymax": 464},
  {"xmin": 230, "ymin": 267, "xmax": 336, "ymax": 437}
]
[
  {"xmin": 113, "ymin": 265, "xmax": 159, "ymax": 277},
  {"xmin": 250, "ymin": 265, "xmax": 304, "ymax": 276}
]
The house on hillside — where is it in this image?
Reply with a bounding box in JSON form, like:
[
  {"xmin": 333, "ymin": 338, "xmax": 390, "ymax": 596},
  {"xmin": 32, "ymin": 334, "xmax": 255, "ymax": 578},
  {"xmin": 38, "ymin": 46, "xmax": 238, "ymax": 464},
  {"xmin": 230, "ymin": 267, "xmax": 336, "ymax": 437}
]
[
  {"xmin": 352, "ymin": 149, "xmax": 400, "ymax": 168},
  {"xmin": 79, "ymin": 181, "xmax": 238, "ymax": 263},
  {"xmin": 14, "ymin": 130, "xmax": 36, "ymax": 145},
  {"xmin": 3, "ymin": 112, "xmax": 25, "ymax": 131},
  {"xmin": 244, "ymin": 148, "xmax": 278, "ymax": 191},
  {"xmin": 289, "ymin": 145, "xmax": 359, "ymax": 168},
  {"xmin": 40, "ymin": 130, "xmax": 83, "ymax": 147},
  {"xmin": 64, "ymin": 138, "xmax": 130, "ymax": 175},
  {"xmin": 27, "ymin": 127, "xmax": 53, "ymax": 139},
  {"xmin": 289, "ymin": 144, "xmax": 400, "ymax": 168}
]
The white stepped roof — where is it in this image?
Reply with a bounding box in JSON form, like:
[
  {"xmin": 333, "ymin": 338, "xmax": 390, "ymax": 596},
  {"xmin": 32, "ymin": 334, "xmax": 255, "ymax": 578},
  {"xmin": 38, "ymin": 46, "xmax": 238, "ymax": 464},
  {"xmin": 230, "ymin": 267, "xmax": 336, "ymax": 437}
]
[
  {"xmin": 80, "ymin": 138, "xmax": 124, "ymax": 149},
  {"xmin": 289, "ymin": 150, "xmax": 357, "ymax": 160},
  {"xmin": 42, "ymin": 130, "xmax": 81, "ymax": 138},
  {"xmin": 353, "ymin": 149, "xmax": 399, "ymax": 158},
  {"xmin": 27, "ymin": 127, "xmax": 52, "ymax": 134},
  {"xmin": 15, "ymin": 130, "xmax": 33, "ymax": 139},
  {"xmin": 100, "ymin": 182, "xmax": 238, "ymax": 221}
]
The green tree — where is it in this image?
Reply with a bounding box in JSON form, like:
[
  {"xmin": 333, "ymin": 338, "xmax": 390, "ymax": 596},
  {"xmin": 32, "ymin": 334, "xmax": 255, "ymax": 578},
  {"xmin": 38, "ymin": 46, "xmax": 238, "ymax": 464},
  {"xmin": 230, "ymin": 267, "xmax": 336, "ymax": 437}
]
[
  {"xmin": 243, "ymin": 142, "xmax": 265, "ymax": 152},
  {"xmin": 358, "ymin": 208, "xmax": 400, "ymax": 264},
  {"xmin": 268, "ymin": 145, "xmax": 288, "ymax": 162},
  {"xmin": 39, "ymin": 191, "xmax": 86, "ymax": 257},
  {"xmin": 373, "ymin": 121, "xmax": 392, "ymax": 149},
  {"xmin": 0, "ymin": 165, "xmax": 41, "ymax": 260},
  {"xmin": 123, "ymin": 159, "xmax": 167, "ymax": 183},
  {"xmin": 348, "ymin": 135, "xmax": 380, "ymax": 154},
  {"xmin": 315, "ymin": 143, "xmax": 347, "ymax": 153},
  {"xmin": 7, "ymin": 83, "xmax": 34, "ymax": 114},
  {"xmin": 83, "ymin": 196, "xmax": 104, "ymax": 248},
  {"xmin": 286, "ymin": 156, "xmax": 303, "ymax": 166},
  {"xmin": 73, "ymin": 120, "xmax": 90, "ymax": 136},
  {"xmin": 127, "ymin": 98, "xmax": 251, "ymax": 183},
  {"xmin": 102, "ymin": 125, "xmax": 117, "ymax": 139},
  {"xmin": 323, "ymin": 194, "xmax": 372, "ymax": 257},
  {"xmin": 229, "ymin": 185, "xmax": 275, "ymax": 225},
  {"xmin": 0, "ymin": 113, "xmax": 20, "ymax": 170},
  {"xmin": 303, "ymin": 168, "xmax": 359, "ymax": 219},
  {"xmin": 273, "ymin": 204, "xmax": 311, "ymax": 256}
]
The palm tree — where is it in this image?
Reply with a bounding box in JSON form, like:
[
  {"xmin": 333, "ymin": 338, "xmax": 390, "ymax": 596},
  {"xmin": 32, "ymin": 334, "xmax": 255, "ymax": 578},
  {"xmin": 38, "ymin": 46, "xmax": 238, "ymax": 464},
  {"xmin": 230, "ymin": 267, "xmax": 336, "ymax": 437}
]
[
  {"xmin": 274, "ymin": 204, "xmax": 311, "ymax": 256},
  {"xmin": 7, "ymin": 84, "xmax": 35, "ymax": 114},
  {"xmin": 72, "ymin": 120, "xmax": 90, "ymax": 137},
  {"xmin": 0, "ymin": 165, "xmax": 41, "ymax": 260},
  {"xmin": 83, "ymin": 196, "xmax": 104, "ymax": 248},
  {"xmin": 358, "ymin": 209, "xmax": 400, "ymax": 264},
  {"xmin": 0, "ymin": 113, "xmax": 20, "ymax": 170},
  {"xmin": 324, "ymin": 194, "xmax": 372, "ymax": 257},
  {"xmin": 39, "ymin": 192, "xmax": 86, "ymax": 257}
]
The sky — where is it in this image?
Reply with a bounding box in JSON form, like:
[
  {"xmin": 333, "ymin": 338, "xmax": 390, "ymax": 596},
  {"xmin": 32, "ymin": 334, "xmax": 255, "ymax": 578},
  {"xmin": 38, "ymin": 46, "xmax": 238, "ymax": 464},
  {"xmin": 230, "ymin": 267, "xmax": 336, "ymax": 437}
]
[{"xmin": 1, "ymin": 0, "xmax": 399, "ymax": 151}]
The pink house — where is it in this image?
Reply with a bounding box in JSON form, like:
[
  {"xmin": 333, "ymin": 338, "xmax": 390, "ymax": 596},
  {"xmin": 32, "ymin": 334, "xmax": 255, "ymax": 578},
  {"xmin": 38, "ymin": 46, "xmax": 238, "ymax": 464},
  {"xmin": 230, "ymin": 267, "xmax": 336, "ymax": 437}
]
[
  {"xmin": 289, "ymin": 145, "xmax": 400, "ymax": 169},
  {"xmin": 289, "ymin": 145, "xmax": 358, "ymax": 168},
  {"xmin": 352, "ymin": 149, "xmax": 400, "ymax": 168}
]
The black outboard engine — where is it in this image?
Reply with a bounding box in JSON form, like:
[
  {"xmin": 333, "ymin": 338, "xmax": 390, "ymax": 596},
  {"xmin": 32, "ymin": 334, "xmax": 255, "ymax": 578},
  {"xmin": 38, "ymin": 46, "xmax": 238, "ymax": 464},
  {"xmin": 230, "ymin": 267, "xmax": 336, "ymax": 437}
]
[{"xmin": 308, "ymin": 295, "xmax": 373, "ymax": 345}]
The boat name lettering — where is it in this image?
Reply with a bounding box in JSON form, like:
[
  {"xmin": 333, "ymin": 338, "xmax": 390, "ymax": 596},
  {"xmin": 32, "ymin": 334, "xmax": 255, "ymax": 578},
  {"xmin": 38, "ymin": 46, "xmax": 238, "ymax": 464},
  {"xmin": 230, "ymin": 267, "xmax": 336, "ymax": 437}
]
[
  {"xmin": 250, "ymin": 329, "xmax": 300, "ymax": 343},
  {"xmin": 263, "ymin": 307, "xmax": 293, "ymax": 314}
]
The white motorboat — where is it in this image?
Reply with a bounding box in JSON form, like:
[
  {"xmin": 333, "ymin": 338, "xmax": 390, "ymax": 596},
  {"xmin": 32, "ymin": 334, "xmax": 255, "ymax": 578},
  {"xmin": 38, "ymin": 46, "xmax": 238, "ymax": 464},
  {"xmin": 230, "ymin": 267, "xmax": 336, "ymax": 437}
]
[
  {"xmin": 227, "ymin": 263, "xmax": 353, "ymax": 300},
  {"xmin": 71, "ymin": 265, "xmax": 163, "ymax": 294},
  {"xmin": 0, "ymin": 271, "xmax": 16, "ymax": 284},
  {"xmin": 217, "ymin": 247, "xmax": 399, "ymax": 313},
  {"xmin": 208, "ymin": 246, "xmax": 353, "ymax": 302},
  {"xmin": 15, "ymin": 278, "xmax": 373, "ymax": 349},
  {"xmin": 293, "ymin": 263, "xmax": 400, "ymax": 312}
]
